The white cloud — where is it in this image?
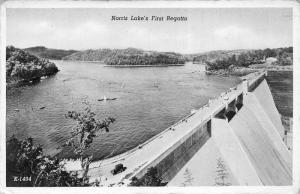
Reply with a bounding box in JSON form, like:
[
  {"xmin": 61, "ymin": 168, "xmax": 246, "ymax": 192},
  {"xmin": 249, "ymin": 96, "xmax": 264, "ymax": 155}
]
[
  {"xmin": 213, "ymin": 25, "xmax": 261, "ymax": 50},
  {"xmin": 81, "ymin": 21, "xmax": 108, "ymax": 33},
  {"xmin": 214, "ymin": 25, "xmax": 253, "ymax": 40}
]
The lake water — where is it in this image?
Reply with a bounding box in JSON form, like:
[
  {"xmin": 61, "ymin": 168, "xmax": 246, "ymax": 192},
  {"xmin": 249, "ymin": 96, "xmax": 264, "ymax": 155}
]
[{"xmin": 6, "ymin": 61, "xmax": 240, "ymax": 161}]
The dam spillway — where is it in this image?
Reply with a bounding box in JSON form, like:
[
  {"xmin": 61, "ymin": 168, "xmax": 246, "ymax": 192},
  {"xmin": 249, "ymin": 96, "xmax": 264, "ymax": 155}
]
[
  {"xmin": 65, "ymin": 71, "xmax": 292, "ymax": 186},
  {"xmin": 228, "ymin": 93, "xmax": 292, "ymax": 185},
  {"xmin": 170, "ymin": 73, "xmax": 292, "ymax": 186}
]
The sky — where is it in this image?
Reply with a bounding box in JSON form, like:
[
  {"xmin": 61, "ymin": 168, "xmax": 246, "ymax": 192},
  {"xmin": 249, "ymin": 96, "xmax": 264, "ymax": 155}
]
[{"xmin": 6, "ymin": 8, "xmax": 292, "ymax": 54}]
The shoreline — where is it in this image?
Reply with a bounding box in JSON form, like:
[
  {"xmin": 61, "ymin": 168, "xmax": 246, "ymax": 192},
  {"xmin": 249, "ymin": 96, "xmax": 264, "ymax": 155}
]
[
  {"xmin": 104, "ymin": 64, "xmax": 185, "ymax": 68},
  {"xmin": 6, "ymin": 73, "xmax": 58, "ymax": 89},
  {"xmin": 61, "ymin": 60, "xmax": 185, "ymax": 67},
  {"xmin": 205, "ymin": 66, "xmax": 293, "ymax": 77},
  {"xmin": 61, "ymin": 60, "xmax": 105, "ymax": 63}
]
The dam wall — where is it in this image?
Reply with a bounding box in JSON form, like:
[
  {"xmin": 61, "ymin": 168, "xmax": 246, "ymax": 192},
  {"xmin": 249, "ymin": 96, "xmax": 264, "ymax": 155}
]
[
  {"xmin": 134, "ymin": 119, "xmax": 212, "ymax": 182},
  {"xmin": 212, "ymin": 90, "xmax": 292, "ymax": 185},
  {"xmin": 208, "ymin": 76, "xmax": 292, "ymax": 185},
  {"xmin": 133, "ymin": 70, "xmax": 292, "ymax": 186},
  {"xmin": 252, "ymin": 79, "xmax": 286, "ymax": 138},
  {"xmin": 211, "ymin": 74, "xmax": 291, "ymax": 185},
  {"xmin": 228, "ymin": 91, "xmax": 292, "ymax": 185},
  {"xmin": 212, "ymin": 118, "xmax": 263, "ymax": 185},
  {"xmin": 248, "ymin": 71, "xmax": 266, "ymax": 92},
  {"xmin": 132, "ymin": 72, "xmax": 269, "ymax": 183}
]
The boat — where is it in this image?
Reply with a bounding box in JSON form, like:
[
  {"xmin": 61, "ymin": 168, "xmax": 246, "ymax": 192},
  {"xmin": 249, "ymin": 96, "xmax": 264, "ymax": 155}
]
[{"xmin": 98, "ymin": 96, "xmax": 117, "ymax": 101}]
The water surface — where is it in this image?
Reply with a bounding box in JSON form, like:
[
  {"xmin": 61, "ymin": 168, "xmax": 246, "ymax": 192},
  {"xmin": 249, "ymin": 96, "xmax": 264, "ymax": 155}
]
[{"xmin": 7, "ymin": 61, "xmax": 240, "ymax": 160}]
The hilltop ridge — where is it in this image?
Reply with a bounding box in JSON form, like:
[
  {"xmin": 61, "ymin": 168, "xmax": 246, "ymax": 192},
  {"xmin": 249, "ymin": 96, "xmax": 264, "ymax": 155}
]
[
  {"xmin": 25, "ymin": 46, "xmax": 78, "ymax": 60},
  {"xmin": 23, "ymin": 46, "xmax": 293, "ymax": 72}
]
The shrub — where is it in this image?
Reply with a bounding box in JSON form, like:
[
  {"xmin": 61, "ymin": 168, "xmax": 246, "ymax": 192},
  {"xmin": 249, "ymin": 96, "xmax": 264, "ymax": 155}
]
[
  {"xmin": 129, "ymin": 167, "xmax": 167, "ymax": 186},
  {"xmin": 6, "ymin": 136, "xmax": 82, "ymax": 187}
]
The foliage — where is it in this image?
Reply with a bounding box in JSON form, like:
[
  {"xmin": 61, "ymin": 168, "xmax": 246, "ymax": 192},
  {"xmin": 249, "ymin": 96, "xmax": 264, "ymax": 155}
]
[
  {"xmin": 104, "ymin": 53, "xmax": 185, "ymax": 66},
  {"xmin": 274, "ymin": 51, "xmax": 293, "ymax": 66},
  {"xmin": 6, "ymin": 136, "xmax": 82, "ymax": 187},
  {"xmin": 63, "ymin": 48, "xmax": 144, "ymax": 61},
  {"xmin": 64, "ymin": 102, "xmax": 115, "ymax": 184},
  {"xmin": 182, "ymin": 168, "xmax": 194, "ymax": 186},
  {"xmin": 62, "ymin": 47, "xmax": 185, "ymax": 66},
  {"xmin": 6, "ymin": 46, "xmax": 59, "ymax": 82},
  {"xmin": 6, "ymin": 103, "xmax": 115, "ymax": 187},
  {"xmin": 129, "ymin": 167, "xmax": 167, "ymax": 186},
  {"xmin": 202, "ymin": 47, "xmax": 292, "ymax": 71},
  {"xmin": 215, "ymin": 158, "xmax": 231, "ymax": 186}
]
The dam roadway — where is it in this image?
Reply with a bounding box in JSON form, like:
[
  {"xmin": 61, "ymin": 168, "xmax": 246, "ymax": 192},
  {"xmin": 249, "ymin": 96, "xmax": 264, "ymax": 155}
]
[{"xmin": 64, "ymin": 71, "xmax": 292, "ymax": 186}]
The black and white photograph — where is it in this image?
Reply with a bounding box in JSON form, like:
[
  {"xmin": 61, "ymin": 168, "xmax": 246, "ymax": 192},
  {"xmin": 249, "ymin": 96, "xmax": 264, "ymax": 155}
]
[{"xmin": 0, "ymin": 1, "xmax": 299, "ymax": 193}]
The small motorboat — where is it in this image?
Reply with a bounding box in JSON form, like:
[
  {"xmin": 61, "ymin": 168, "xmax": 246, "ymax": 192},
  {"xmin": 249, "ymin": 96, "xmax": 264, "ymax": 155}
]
[
  {"xmin": 98, "ymin": 96, "xmax": 117, "ymax": 101},
  {"xmin": 98, "ymin": 96, "xmax": 107, "ymax": 101},
  {"xmin": 40, "ymin": 106, "xmax": 46, "ymax": 110}
]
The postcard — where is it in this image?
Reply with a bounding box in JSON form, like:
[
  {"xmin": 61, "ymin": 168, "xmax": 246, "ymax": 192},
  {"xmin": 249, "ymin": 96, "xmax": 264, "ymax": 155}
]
[{"xmin": 0, "ymin": 1, "xmax": 299, "ymax": 194}]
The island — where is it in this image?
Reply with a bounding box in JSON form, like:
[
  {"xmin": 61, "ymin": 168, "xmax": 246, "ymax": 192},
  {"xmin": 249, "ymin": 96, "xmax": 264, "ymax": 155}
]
[{"xmin": 62, "ymin": 48, "xmax": 186, "ymax": 67}]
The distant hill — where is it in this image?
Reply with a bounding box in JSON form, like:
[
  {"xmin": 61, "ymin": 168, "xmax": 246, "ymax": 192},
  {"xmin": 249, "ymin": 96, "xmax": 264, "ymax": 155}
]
[
  {"xmin": 25, "ymin": 46, "xmax": 78, "ymax": 60},
  {"xmin": 189, "ymin": 49, "xmax": 250, "ymax": 63},
  {"xmin": 196, "ymin": 47, "xmax": 293, "ymax": 75},
  {"xmin": 63, "ymin": 48, "xmax": 143, "ymax": 62},
  {"xmin": 63, "ymin": 48, "xmax": 185, "ymax": 66},
  {"xmin": 190, "ymin": 47, "xmax": 292, "ymax": 66}
]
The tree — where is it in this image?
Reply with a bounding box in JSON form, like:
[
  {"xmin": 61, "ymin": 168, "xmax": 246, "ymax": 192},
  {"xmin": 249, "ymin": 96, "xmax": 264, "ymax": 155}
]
[
  {"xmin": 263, "ymin": 48, "xmax": 277, "ymax": 58},
  {"xmin": 215, "ymin": 158, "xmax": 231, "ymax": 186},
  {"xmin": 6, "ymin": 46, "xmax": 59, "ymax": 82},
  {"xmin": 129, "ymin": 167, "xmax": 167, "ymax": 186},
  {"xmin": 6, "ymin": 136, "xmax": 82, "ymax": 187},
  {"xmin": 6, "ymin": 103, "xmax": 115, "ymax": 187},
  {"xmin": 64, "ymin": 102, "xmax": 115, "ymax": 185},
  {"xmin": 182, "ymin": 168, "xmax": 194, "ymax": 186}
]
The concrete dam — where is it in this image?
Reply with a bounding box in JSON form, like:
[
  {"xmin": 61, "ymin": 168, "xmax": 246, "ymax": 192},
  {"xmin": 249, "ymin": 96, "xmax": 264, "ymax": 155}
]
[{"xmin": 65, "ymin": 71, "xmax": 292, "ymax": 186}]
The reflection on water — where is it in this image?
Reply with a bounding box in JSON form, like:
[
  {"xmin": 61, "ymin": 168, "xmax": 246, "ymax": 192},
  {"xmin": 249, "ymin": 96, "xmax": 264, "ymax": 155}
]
[{"xmin": 6, "ymin": 61, "xmax": 240, "ymax": 160}]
